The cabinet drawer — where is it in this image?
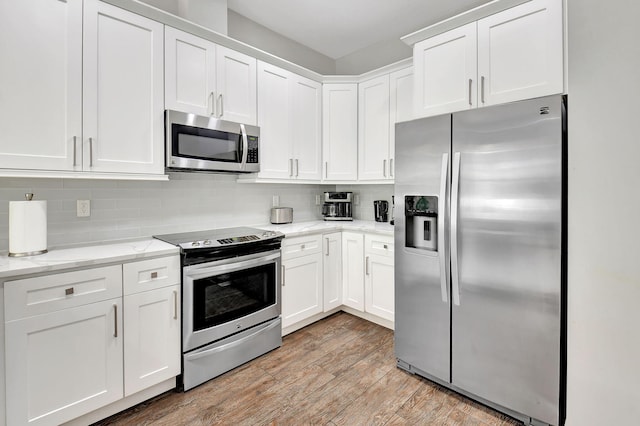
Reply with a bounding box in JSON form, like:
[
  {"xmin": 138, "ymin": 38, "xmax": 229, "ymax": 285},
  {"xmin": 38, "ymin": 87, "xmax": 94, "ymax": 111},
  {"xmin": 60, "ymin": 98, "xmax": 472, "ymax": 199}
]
[
  {"xmin": 281, "ymin": 234, "xmax": 322, "ymax": 259},
  {"xmin": 123, "ymin": 255, "xmax": 180, "ymax": 295},
  {"xmin": 4, "ymin": 265, "xmax": 123, "ymax": 321},
  {"xmin": 365, "ymin": 234, "xmax": 394, "ymax": 258}
]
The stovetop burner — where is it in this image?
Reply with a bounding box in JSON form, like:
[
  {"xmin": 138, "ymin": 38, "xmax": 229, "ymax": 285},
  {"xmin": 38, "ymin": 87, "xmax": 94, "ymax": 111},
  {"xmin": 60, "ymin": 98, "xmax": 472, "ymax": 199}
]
[{"xmin": 153, "ymin": 226, "xmax": 283, "ymax": 250}]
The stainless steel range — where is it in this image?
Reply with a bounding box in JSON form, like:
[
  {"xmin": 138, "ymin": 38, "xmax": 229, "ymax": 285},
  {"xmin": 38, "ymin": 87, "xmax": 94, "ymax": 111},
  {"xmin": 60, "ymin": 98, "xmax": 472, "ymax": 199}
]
[{"xmin": 154, "ymin": 227, "xmax": 284, "ymax": 390}]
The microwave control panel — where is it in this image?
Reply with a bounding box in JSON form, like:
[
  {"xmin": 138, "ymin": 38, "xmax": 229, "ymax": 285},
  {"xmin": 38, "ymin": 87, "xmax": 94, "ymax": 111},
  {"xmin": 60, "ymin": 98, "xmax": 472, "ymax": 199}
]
[{"xmin": 247, "ymin": 136, "xmax": 259, "ymax": 163}]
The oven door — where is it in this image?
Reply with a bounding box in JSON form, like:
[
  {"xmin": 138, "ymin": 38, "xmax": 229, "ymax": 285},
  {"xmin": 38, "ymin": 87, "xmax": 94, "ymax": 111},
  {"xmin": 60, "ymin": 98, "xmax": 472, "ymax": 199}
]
[{"xmin": 183, "ymin": 249, "xmax": 281, "ymax": 352}]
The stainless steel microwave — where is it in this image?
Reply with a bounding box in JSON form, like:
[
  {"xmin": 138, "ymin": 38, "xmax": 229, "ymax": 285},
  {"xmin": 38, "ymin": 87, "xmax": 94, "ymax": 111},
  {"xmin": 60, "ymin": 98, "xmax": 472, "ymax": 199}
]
[{"xmin": 165, "ymin": 110, "xmax": 259, "ymax": 173}]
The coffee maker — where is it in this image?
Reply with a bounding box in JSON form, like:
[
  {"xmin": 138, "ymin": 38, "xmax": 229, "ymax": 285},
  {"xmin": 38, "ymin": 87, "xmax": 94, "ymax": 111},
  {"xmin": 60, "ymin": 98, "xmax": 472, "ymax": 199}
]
[
  {"xmin": 374, "ymin": 200, "xmax": 389, "ymax": 222},
  {"xmin": 322, "ymin": 192, "xmax": 353, "ymax": 221}
]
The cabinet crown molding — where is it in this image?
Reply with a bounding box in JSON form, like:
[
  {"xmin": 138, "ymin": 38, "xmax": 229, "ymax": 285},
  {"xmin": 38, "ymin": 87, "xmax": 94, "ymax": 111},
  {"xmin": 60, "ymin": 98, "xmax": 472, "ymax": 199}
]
[{"xmin": 401, "ymin": 0, "xmax": 531, "ymax": 46}]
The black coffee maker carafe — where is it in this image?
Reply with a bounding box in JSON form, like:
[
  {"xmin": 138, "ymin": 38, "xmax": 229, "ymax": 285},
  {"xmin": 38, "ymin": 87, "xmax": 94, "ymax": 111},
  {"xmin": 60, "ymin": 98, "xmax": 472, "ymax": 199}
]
[{"xmin": 374, "ymin": 200, "xmax": 389, "ymax": 222}]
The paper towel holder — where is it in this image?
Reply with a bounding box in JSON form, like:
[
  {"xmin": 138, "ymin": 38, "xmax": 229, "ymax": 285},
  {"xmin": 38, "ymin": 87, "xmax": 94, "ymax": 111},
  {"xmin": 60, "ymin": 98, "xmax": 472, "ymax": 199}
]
[{"xmin": 8, "ymin": 193, "xmax": 48, "ymax": 257}]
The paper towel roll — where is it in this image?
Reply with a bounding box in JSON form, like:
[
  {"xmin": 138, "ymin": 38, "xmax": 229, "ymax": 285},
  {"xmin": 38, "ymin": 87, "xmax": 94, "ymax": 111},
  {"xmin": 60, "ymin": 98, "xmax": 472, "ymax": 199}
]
[{"xmin": 9, "ymin": 199, "xmax": 47, "ymax": 257}]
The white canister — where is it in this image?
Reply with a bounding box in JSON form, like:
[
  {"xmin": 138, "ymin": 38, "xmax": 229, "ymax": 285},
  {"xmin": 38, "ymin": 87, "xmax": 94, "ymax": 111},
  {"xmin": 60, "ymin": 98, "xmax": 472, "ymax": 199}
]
[{"xmin": 9, "ymin": 193, "xmax": 48, "ymax": 257}]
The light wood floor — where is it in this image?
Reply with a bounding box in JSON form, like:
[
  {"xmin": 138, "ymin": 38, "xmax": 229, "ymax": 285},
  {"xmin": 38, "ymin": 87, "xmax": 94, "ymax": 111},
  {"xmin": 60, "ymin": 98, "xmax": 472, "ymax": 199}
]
[{"xmin": 95, "ymin": 312, "xmax": 522, "ymax": 426}]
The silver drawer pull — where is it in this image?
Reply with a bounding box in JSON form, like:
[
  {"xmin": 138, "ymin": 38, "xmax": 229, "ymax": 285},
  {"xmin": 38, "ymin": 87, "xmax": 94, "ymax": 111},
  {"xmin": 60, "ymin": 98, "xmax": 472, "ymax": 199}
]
[
  {"xmin": 173, "ymin": 291, "xmax": 178, "ymax": 320},
  {"xmin": 383, "ymin": 244, "xmax": 388, "ymax": 249},
  {"xmin": 65, "ymin": 287, "xmax": 74, "ymax": 296},
  {"xmin": 151, "ymin": 271, "xmax": 158, "ymax": 279},
  {"xmin": 301, "ymin": 244, "xmax": 306, "ymax": 250},
  {"xmin": 113, "ymin": 304, "xmax": 118, "ymax": 338}
]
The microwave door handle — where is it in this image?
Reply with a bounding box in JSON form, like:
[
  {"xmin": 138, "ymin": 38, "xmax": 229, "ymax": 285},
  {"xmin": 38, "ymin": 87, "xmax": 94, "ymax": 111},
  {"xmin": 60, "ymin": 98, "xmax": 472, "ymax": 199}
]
[{"xmin": 240, "ymin": 123, "xmax": 249, "ymax": 169}]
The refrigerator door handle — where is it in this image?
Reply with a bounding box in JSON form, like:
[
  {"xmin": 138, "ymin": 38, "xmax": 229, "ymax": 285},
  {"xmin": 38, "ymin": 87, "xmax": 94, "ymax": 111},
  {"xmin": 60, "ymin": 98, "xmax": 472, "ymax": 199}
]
[
  {"xmin": 451, "ymin": 151, "xmax": 461, "ymax": 306},
  {"xmin": 438, "ymin": 153, "xmax": 449, "ymax": 303}
]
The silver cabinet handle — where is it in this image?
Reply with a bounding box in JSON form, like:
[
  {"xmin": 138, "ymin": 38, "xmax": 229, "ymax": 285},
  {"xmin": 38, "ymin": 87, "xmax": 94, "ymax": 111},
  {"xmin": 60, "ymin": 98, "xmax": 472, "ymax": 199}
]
[
  {"xmin": 324, "ymin": 161, "xmax": 328, "ymax": 179},
  {"xmin": 390, "ymin": 158, "xmax": 394, "ymax": 178},
  {"xmin": 113, "ymin": 304, "xmax": 118, "ymax": 337},
  {"xmin": 281, "ymin": 265, "xmax": 285, "ymax": 286},
  {"xmin": 173, "ymin": 290, "xmax": 178, "ymax": 320},
  {"xmin": 151, "ymin": 271, "xmax": 158, "ymax": 279},
  {"xmin": 289, "ymin": 159, "xmax": 293, "ymax": 177},
  {"xmin": 383, "ymin": 159, "xmax": 387, "ymax": 178},
  {"xmin": 210, "ymin": 91, "xmax": 216, "ymax": 116},
  {"xmin": 65, "ymin": 287, "xmax": 74, "ymax": 296},
  {"xmin": 295, "ymin": 159, "xmax": 299, "ymax": 177},
  {"xmin": 468, "ymin": 79, "xmax": 473, "ymax": 106},
  {"xmin": 438, "ymin": 153, "xmax": 449, "ymax": 303},
  {"xmin": 89, "ymin": 137, "xmax": 94, "ymax": 167},
  {"xmin": 365, "ymin": 256, "xmax": 370, "ymax": 275},
  {"xmin": 218, "ymin": 94, "xmax": 224, "ymax": 118},
  {"xmin": 451, "ymin": 152, "xmax": 461, "ymax": 306},
  {"xmin": 72, "ymin": 136, "xmax": 77, "ymax": 166},
  {"xmin": 481, "ymin": 76, "xmax": 485, "ymax": 104},
  {"xmin": 325, "ymin": 238, "xmax": 330, "ymax": 256}
]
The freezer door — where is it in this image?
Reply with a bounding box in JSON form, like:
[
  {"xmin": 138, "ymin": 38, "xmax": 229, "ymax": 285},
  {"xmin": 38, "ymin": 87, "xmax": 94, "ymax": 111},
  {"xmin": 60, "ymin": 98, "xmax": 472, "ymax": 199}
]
[
  {"xmin": 394, "ymin": 114, "xmax": 451, "ymax": 383},
  {"xmin": 451, "ymin": 95, "xmax": 563, "ymax": 425}
]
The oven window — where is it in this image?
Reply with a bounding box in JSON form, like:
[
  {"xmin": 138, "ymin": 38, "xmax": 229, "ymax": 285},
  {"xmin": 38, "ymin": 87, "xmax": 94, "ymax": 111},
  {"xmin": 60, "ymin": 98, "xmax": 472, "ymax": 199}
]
[
  {"xmin": 193, "ymin": 263, "xmax": 276, "ymax": 331},
  {"xmin": 173, "ymin": 123, "xmax": 241, "ymax": 163}
]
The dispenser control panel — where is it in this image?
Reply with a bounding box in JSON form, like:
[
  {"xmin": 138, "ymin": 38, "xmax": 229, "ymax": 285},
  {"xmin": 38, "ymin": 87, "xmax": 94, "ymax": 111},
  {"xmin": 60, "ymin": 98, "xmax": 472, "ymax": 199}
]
[{"xmin": 404, "ymin": 195, "xmax": 438, "ymax": 252}]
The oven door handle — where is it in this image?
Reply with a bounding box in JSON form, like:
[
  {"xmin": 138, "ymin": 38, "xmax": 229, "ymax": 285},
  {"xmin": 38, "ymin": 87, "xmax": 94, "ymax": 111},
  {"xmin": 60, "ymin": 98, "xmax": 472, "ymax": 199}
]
[
  {"xmin": 185, "ymin": 319, "xmax": 281, "ymax": 361},
  {"xmin": 185, "ymin": 251, "xmax": 281, "ymax": 279}
]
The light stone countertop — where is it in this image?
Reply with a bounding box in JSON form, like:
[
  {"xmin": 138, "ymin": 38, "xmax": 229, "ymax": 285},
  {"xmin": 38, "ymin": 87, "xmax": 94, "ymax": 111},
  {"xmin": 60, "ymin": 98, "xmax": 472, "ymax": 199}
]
[
  {"xmin": 0, "ymin": 220, "xmax": 392, "ymax": 280},
  {"xmin": 256, "ymin": 219, "xmax": 395, "ymax": 238},
  {"xmin": 0, "ymin": 238, "xmax": 179, "ymax": 279}
]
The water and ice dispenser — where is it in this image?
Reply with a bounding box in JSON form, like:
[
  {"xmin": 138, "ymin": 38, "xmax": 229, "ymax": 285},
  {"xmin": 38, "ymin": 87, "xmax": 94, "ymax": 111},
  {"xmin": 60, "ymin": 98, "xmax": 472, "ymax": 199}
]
[{"xmin": 404, "ymin": 195, "xmax": 438, "ymax": 252}]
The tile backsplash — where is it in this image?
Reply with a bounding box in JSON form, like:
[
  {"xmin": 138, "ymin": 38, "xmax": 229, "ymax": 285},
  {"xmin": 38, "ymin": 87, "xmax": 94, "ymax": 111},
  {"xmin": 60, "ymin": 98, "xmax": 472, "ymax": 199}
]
[{"xmin": 0, "ymin": 174, "xmax": 392, "ymax": 250}]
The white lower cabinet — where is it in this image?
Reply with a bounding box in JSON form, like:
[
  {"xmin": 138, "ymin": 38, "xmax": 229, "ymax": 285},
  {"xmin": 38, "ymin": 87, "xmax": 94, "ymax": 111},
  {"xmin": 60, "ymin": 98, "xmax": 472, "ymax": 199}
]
[
  {"xmin": 364, "ymin": 234, "xmax": 395, "ymax": 322},
  {"xmin": 123, "ymin": 284, "xmax": 180, "ymax": 397},
  {"xmin": 3, "ymin": 255, "xmax": 180, "ymax": 426},
  {"xmin": 281, "ymin": 235, "xmax": 323, "ymax": 328},
  {"xmin": 342, "ymin": 232, "xmax": 365, "ymax": 311},
  {"xmin": 323, "ymin": 233, "xmax": 342, "ymax": 311}
]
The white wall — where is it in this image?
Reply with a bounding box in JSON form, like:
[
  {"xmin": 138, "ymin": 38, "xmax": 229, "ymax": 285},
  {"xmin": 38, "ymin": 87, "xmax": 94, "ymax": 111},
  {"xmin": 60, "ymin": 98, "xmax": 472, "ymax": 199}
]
[
  {"xmin": 140, "ymin": 0, "xmax": 228, "ymax": 34},
  {"xmin": 0, "ymin": 175, "xmax": 333, "ymax": 250},
  {"xmin": 335, "ymin": 39, "xmax": 412, "ymax": 75},
  {"xmin": 227, "ymin": 10, "xmax": 335, "ymax": 75},
  {"xmin": 565, "ymin": 0, "xmax": 640, "ymax": 424}
]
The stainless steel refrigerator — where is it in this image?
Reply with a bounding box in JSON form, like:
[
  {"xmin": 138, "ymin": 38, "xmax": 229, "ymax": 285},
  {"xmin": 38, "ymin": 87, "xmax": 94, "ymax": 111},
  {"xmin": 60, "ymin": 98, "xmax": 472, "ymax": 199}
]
[{"xmin": 394, "ymin": 95, "xmax": 566, "ymax": 426}]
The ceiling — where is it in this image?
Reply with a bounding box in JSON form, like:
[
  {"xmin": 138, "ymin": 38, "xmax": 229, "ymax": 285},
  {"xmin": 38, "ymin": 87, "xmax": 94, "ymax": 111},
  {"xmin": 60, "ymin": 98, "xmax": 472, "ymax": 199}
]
[{"xmin": 227, "ymin": 0, "xmax": 492, "ymax": 59}]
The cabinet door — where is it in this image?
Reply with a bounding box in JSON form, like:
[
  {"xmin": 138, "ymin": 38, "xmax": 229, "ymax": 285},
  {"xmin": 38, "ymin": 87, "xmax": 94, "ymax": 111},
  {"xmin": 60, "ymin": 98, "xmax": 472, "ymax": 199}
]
[
  {"xmin": 291, "ymin": 75, "xmax": 322, "ymax": 181},
  {"xmin": 124, "ymin": 285, "xmax": 181, "ymax": 396},
  {"xmin": 257, "ymin": 61, "xmax": 292, "ymax": 179},
  {"xmin": 413, "ymin": 22, "xmax": 477, "ymax": 118},
  {"xmin": 323, "ymin": 233, "xmax": 342, "ymax": 312},
  {"xmin": 281, "ymin": 253, "xmax": 323, "ymax": 328},
  {"xmin": 365, "ymin": 235, "xmax": 395, "ymax": 322},
  {"xmin": 5, "ymin": 299, "xmax": 123, "ymax": 426},
  {"xmin": 358, "ymin": 74, "xmax": 391, "ymax": 181},
  {"xmin": 342, "ymin": 232, "xmax": 364, "ymax": 311},
  {"xmin": 0, "ymin": 0, "xmax": 81, "ymax": 171},
  {"xmin": 477, "ymin": 0, "xmax": 563, "ymax": 106},
  {"xmin": 83, "ymin": 0, "xmax": 164, "ymax": 175},
  {"xmin": 165, "ymin": 26, "xmax": 217, "ymax": 116},
  {"xmin": 322, "ymin": 84, "xmax": 358, "ymax": 181},
  {"xmin": 389, "ymin": 67, "xmax": 414, "ymax": 180},
  {"xmin": 216, "ymin": 46, "xmax": 257, "ymax": 125}
]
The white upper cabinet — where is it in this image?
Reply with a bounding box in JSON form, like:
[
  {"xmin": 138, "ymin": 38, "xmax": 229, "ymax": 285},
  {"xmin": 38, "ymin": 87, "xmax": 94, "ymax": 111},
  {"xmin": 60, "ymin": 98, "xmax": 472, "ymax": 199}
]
[
  {"xmin": 389, "ymin": 66, "xmax": 414, "ymax": 179},
  {"xmin": 0, "ymin": 0, "xmax": 82, "ymax": 171},
  {"xmin": 83, "ymin": 0, "xmax": 164, "ymax": 175},
  {"xmin": 322, "ymin": 84, "xmax": 358, "ymax": 181},
  {"xmin": 291, "ymin": 75, "xmax": 322, "ymax": 181},
  {"xmin": 414, "ymin": 23, "xmax": 477, "ymax": 118},
  {"xmin": 413, "ymin": 0, "xmax": 563, "ymax": 118},
  {"xmin": 257, "ymin": 61, "xmax": 321, "ymax": 181},
  {"xmin": 358, "ymin": 74, "xmax": 391, "ymax": 181},
  {"xmin": 165, "ymin": 27, "xmax": 217, "ymax": 116},
  {"xmin": 257, "ymin": 61, "xmax": 292, "ymax": 179},
  {"xmin": 477, "ymin": 0, "xmax": 563, "ymax": 106},
  {"xmin": 216, "ymin": 46, "xmax": 258, "ymax": 125},
  {"xmin": 165, "ymin": 28, "xmax": 257, "ymax": 125}
]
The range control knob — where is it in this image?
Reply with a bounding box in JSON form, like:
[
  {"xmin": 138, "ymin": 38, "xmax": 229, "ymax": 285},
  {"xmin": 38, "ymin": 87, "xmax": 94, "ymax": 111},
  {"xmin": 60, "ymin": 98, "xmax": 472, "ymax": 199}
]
[
  {"xmin": 191, "ymin": 241, "xmax": 200, "ymax": 247},
  {"xmin": 203, "ymin": 239, "xmax": 212, "ymax": 245}
]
